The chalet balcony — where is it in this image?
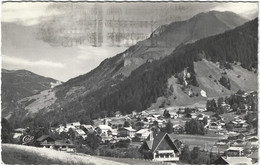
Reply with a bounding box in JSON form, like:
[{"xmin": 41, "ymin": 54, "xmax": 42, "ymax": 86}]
[
  {"xmin": 153, "ymin": 157, "xmax": 179, "ymax": 162},
  {"xmin": 153, "ymin": 150, "xmax": 179, "ymax": 162}
]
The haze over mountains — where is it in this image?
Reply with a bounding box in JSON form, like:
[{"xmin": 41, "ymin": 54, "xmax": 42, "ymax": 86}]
[{"xmin": 2, "ymin": 11, "xmax": 258, "ymax": 127}]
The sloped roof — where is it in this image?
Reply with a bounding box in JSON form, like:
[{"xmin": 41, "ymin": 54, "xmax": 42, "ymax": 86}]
[
  {"xmin": 141, "ymin": 132, "xmax": 179, "ymax": 153},
  {"xmin": 118, "ymin": 127, "xmax": 136, "ymax": 132},
  {"xmin": 98, "ymin": 125, "xmax": 112, "ymax": 130},
  {"xmin": 36, "ymin": 135, "xmax": 55, "ymax": 142},
  {"xmin": 227, "ymin": 147, "xmax": 244, "ymax": 151},
  {"xmin": 221, "ymin": 157, "xmax": 252, "ymax": 165},
  {"xmin": 55, "ymin": 140, "xmax": 73, "ymax": 146},
  {"xmin": 248, "ymin": 152, "xmax": 258, "ymax": 159},
  {"xmin": 136, "ymin": 129, "xmax": 150, "ymax": 134}
]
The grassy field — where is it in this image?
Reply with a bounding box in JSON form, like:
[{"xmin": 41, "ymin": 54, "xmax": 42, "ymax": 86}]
[
  {"xmin": 2, "ymin": 144, "xmax": 124, "ymax": 165},
  {"xmin": 97, "ymin": 156, "xmax": 173, "ymax": 165},
  {"xmin": 170, "ymin": 133, "xmax": 226, "ymax": 150}
]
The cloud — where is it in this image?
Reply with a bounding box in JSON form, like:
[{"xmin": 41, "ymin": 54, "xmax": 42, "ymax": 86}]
[
  {"xmin": 2, "ymin": 55, "xmax": 65, "ymax": 68},
  {"xmin": 210, "ymin": 2, "xmax": 258, "ymax": 19},
  {"xmin": 1, "ymin": 2, "xmax": 61, "ymax": 25}
]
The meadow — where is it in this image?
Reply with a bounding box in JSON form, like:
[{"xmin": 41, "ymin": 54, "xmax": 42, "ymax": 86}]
[
  {"xmin": 2, "ymin": 144, "xmax": 124, "ymax": 165},
  {"xmin": 169, "ymin": 133, "xmax": 226, "ymax": 150}
]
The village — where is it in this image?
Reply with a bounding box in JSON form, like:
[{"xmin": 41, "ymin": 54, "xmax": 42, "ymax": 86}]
[{"xmin": 11, "ymin": 90, "xmax": 258, "ymax": 164}]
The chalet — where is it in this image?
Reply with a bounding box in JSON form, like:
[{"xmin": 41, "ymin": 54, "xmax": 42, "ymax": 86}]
[
  {"xmin": 96, "ymin": 125, "xmax": 112, "ymax": 137},
  {"xmin": 140, "ymin": 111, "xmax": 149, "ymax": 117},
  {"xmin": 225, "ymin": 147, "xmax": 244, "ymax": 157},
  {"xmin": 109, "ymin": 120, "xmax": 124, "ymax": 129},
  {"xmin": 132, "ymin": 111, "xmax": 137, "ymax": 116},
  {"xmin": 67, "ymin": 122, "xmax": 81, "ymax": 129},
  {"xmin": 197, "ymin": 107, "xmax": 207, "ymax": 112},
  {"xmin": 208, "ymin": 122, "xmax": 222, "ymax": 130},
  {"xmin": 74, "ymin": 129, "xmax": 86, "ymax": 138},
  {"xmin": 55, "ymin": 140, "xmax": 74, "ymax": 152},
  {"xmin": 221, "ymin": 103, "xmax": 231, "ymax": 112},
  {"xmin": 248, "ymin": 152, "xmax": 258, "ymax": 164},
  {"xmin": 215, "ymin": 139, "xmax": 230, "ymax": 146},
  {"xmin": 152, "ymin": 114, "xmax": 161, "ymax": 119},
  {"xmin": 81, "ymin": 124, "xmax": 94, "ymax": 133},
  {"xmin": 230, "ymin": 139, "xmax": 246, "ymax": 147},
  {"xmin": 115, "ymin": 111, "xmax": 122, "ymax": 117},
  {"xmin": 103, "ymin": 118, "xmax": 112, "ymax": 125},
  {"xmin": 139, "ymin": 132, "xmax": 179, "ymax": 162},
  {"xmin": 111, "ymin": 129, "xmax": 118, "ymax": 137},
  {"xmin": 135, "ymin": 129, "xmax": 151, "ymax": 141},
  {"xmin": 190, "ymin": 113, "xmax": 197, "ymax": 119},
  {"xmin": 214, "ymin": 156, "xmax": 252, "ymax": 165},
  {"xmin": 124, "ymin": 116, "xmax": 131, "ymax": 121},
  {"xmin": 36, "ymin": 135, "xmax": 55, "ymax": 147},
  {"xmin": 173, "ymin": 124, "xmax": 184, "ymax": 134},
  {"xmin": 246, "ymin": 136, "xmax": 258, "ymax": 143},
  {"xmin": 118, "ymin": 127, "xmax": 136, "ymax": 138},
  {"xmin": 40, "ymin": 139, "xmax": 74, "ymax": 152},
  {"xmin": 170, "ymin": 112, "xmax": 178, "ymax": 119}
]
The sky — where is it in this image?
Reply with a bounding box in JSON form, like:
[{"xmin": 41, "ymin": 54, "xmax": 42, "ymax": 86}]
[{"xmin": 1, "ymin": 2, "xmax": 259, "ymax": 81}]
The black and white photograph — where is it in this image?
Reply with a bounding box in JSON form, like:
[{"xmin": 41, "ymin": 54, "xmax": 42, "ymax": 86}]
[{"xmin": 1, "ymin": 1, "xmax": 259, "ymax": 164}]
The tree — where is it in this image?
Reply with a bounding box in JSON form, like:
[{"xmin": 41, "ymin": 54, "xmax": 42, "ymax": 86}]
[
  {"xmin": 202, "ymin": 117, "xmax": 208, "ymax": 126},
  {"xmin": 123, "ymin": 121, "xmax": 130, "ymax": 127},
  {"xmin": 163, "ymin": 109, "xmax": 171, "ymax": 118},
  {"xmin": 165, "ymin": 120, "xmax": 173, "ymax": 134},
  {"xmin": 180, "ymin": 145, "xmax": 191, "ymax": 163},
  {"xmin": 219, "ymin": 76, "xmax": 231, "ymax": 90},
  {"xmin": 68, "ymin": 128, "xmax": 76, "ymax": 141},
  {"xmin": 225, "ymin": 123, "xmax": 234, "ymax": 131},
  {"xmin": 85, "ymin": 133, "xmax": 101, "ymax": 150},
  {"xmin": 191, "ymin": 147, "xmax": 201, "ymax": 164},
  {"xmin": 185, "ymin": 119, "xmax": 205, "ymax": 135},
  {"xmin": 1, "ymin": 118, "xmax": 13, "ymax": 143},
  {"xmin": 206, "ymin": 99, "xmax": 217, "ymax": 111},
  {"xmin": 80, "ymin": 115, "xmax": 93, "ymax": 125},
  {"xmin": 217, "ymin": 97, "xmax": 224, "ymax": 107}
]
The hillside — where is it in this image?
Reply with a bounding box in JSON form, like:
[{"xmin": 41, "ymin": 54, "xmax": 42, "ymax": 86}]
[
  {"xmin": 103, "ymin": 17, "xmax": 258, "ymax": 112},
  {"xmin": 2, "ymin": 144, "xmax": 123, "ymax": 165},
  {"xmin": 56, "ymin": 11, "xmax": 247, "ymax": 98},
  {"xmin": 10, "ymin": 12, "xmax": 255, "ymax": 126},
  {"xmin": 1, "ymin": 69, "xmax": 60, "ymax": 118}
]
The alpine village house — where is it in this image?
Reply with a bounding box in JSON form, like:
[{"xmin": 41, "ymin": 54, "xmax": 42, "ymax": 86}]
[{"xmin": 139, "ymin": 132, "xmax": 180, "ymax": 162}]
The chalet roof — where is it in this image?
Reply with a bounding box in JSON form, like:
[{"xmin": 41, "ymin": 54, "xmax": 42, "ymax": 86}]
[
  {"xmin": 98, "ymin": 125, "xmax": 112, "ymax": 130},
  {"xmin": 67, "ymin": 122, "xmax": 80, "ymax": 127},
  {"xmin": 227, "ymin": 147, "xmax": 244, "ymax": 151},
  {"xmin": 55, "ymin": 140, "xmax": 73, "ymax": 146},
  {"xmin": 118, "ymin": 127, "xmax": 136, "ymax": 132},
  {"xmin": 246, "ymin": 136, "xmax": 258, "ymax": 141},
  {"xmin": 36, "ymin": 135, "xmax": 55, "ymax": 142},
  {"xmin": 75, "ymin": 129, "xmax": 86, "ymax": 135},
  {"xmin": 221, "ymin": 157, "xmax": 252, "ymax": 165},
  {"xmin": 136, "ymin": 129, "xmax": 150, "ymax": 134},
  {"xmin": 81, "ymin": 125, "xmax": 93, "ymax": 129},
  {"xmin": 248, "ymin": 152, "xmax": 258, "ymax": 159},
  {"xmin": 141, "ymin": 132, "xmax": 179, "ymax": 154}
]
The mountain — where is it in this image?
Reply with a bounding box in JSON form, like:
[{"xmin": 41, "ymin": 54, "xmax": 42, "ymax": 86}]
[
  {"xmin": 9, "ymin": 12, "xmax": 256, "ymax": 127},
  {"xmin": 97, "ymin": 18, "xmax": 258, "ymax": 114},
  {"xmin": 55, "ymin": 10, "xmax": 248, "ymax": 99},
  {"xmin": 1, "ymin": 69, "xmax": 60, "ymax": 118}
]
